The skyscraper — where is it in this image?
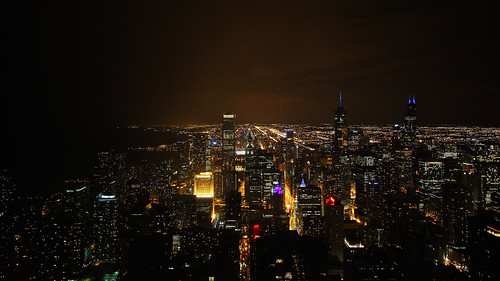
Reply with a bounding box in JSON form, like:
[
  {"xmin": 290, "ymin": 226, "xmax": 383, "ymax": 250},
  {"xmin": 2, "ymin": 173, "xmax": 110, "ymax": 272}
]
[
  {"xmin": 283, "ymin": 129, "xmax": 298, "ymax": 199},
  {"xmin": 94, "ymin": 193, "xmax": 119, "ymax": 264},
  {"xmin": 266, "ymin": 186, "xmax": 290, "ymax": 234},
  {"xmin": 393, "ymin": 96, "xmax": 418, "ymax": 195},
  {"xmin": 194, "ymin": 172, "xmax": 215, "ymax": 227},
  {"xmin": 245, "ymin": 129, "xmax": 256, "ymax": 156},
  {"xmin": 246, "ymin": 148, "xmax": 282, "ymax": 209},
  {"xmin": 353, "ymin": 155, "xmax": 377, "ymax": 220},
  {"xmin": 245, "ymin": 129, "xmax": 262, "ymax": 208},
  {"xmin": 222, "ymin": 113, "xmax": 236, "ymax": 197},
  {"xmin": 194, "ymin": 172, "xmax": 214, "ymax": 198},
  {"xmin": 64, "ymin": 182, "xmax": 92, "ymax": 275},
  {"xmin": 225, "ymin": 190, "xmax": 241, "ymax": 230},
  {"xmin": 325, "ymin": 195, "xmax": 344, "ymax": 261},
  {"xmin": 334, "ymin": 91, "xmax": 348, "ymax": 157},
  {"xmin": 442, "ymin": 183, "xmax": 469, "ymax": 268},
  {"xmin": 297, "ymin": 185, "xmax": 324, "ymax": 238},
  {"xmin": 402, "ymin": 95, "xmax": 417, "ymax": 149},
  {"xmin": 333, "ymin": 91, "xmax": 351, "ymax": 211}
]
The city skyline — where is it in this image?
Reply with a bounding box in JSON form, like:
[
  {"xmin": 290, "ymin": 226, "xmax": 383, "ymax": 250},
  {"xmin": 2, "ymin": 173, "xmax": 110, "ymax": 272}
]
[
  {"xmin": 3, "ymin": 1, "xmax": 499, "ymax": 190},
  {"xmin": 2, "ymin": 108, "xmax": 499, "ymax": 280},
  {"xmin": 3, "ymin": 94, "xmax": 500, "ymax": 193},
  {"xmin": 1, "ymin": 2, "xmax": 500, "ymax": 279}
]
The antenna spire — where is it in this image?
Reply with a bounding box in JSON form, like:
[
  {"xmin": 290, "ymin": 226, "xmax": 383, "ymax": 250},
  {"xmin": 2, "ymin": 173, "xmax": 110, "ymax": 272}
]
[{"xmin": 340, "ymin": 90, "xmax": 342, "ymax": 106}]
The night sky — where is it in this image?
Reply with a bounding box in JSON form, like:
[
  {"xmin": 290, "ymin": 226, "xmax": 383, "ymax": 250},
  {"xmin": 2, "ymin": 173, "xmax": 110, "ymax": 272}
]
[{"xmin": 2, "ymin": 1, "xmax": 499, "ymax": 190}]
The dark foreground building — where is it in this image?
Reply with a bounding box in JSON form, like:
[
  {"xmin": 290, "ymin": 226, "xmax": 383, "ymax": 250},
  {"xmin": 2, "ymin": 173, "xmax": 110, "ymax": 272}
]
[{"xmin": 251, "ymin": 231, "xmax": 328, "ymax": 281}]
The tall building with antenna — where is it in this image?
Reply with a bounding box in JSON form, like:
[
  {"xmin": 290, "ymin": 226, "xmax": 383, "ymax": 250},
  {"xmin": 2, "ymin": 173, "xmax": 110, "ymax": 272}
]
[
  {"xmin": 334, "ymin": 91, "xmax": 348, "ymax": 157},
  {"xmin": 332, "ymin": 91, "xmax": 351, "ymax": 205}
]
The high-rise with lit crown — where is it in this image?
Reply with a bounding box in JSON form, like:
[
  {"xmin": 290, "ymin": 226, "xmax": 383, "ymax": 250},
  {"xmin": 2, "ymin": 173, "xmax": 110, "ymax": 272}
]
[
  {"xmin": 325, "ymin": 195, "xmax": 344, "ymax": 262},
  {"xmin": 194, "ymin": 172, "xmax": 214, "ymax": 198},
  {"xmin": 402, "ymin": 95, "xmax": 417, "ymax": 149}
]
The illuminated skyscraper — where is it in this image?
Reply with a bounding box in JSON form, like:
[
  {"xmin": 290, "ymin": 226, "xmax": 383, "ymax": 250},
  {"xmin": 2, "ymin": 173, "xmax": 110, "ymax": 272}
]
[
  {"xmin": 205, "ymin": 136, "xmax": 213, "ymax": 171},
  {"xmin": 266, "ymin": 186, "xmax": 290, "ymax": 234},
  {"xmin": 245, "ymin": 129, "xmax": 260, "ymax": 207},
  {"xmin": 194, "ymin": 172, "xmax": 214, "ymax": 198},
  {"xmin": 193, "ymin": 174, "xmax": 214, "ymax": 229},
  {"xmin": 392, "ymin": 123, "xmax": 402, "ymax": 149},
  {"xmin": 64, "ymin": 182, "xmax": 92, "ymax": 275},
  {"xmin": 246, "ymin": 150, "xmax": 281, "ymax": 209},
  {"xmin": 245, "ymin": 149, "xmax": 262, "ymax": 208},
  {"xmin": 283, "ymin": 129, "xmax": 298, "ymax": 198},
  {"xmin": 271, "ymin": 185, "xmax": 285, "ymax": 214},
  {"xmin": 245, "ymin": 129, "xmax": 256, "ymax": 156},
  {"xmin": 354, "ymin": 155, "xmax": 377, "ymax": 220},
  {"xmin": 222, "ymin": 113, "xmax": 236, "ymax": 197},
  {"xmin": 334, "ymin": 91, "xmax": 348, "ymax": 157},
  {"xmin": 348, "ymin": 128, "xmax": 363, "ymax": 153},
  {"xmin": 417, "ymin": 161, "xmax": 445, "ymax": 195},
  {"xmin": 297, "ymin": 185, "xmax": 324, "ymax": 237},
  {"xmin": 402, "ymin": 95, "xmax": 417, "ymax": 149},
  {"xmin": 94, "ymin": 193, "xmax": 119, "ymax": 263},
  {"xmin": 333, "ymin": 91, "xmax": 351, "ymax": 210},
  {"xmin": 211, "ymin": 139, "xmax": 223, "ymax": 200}
]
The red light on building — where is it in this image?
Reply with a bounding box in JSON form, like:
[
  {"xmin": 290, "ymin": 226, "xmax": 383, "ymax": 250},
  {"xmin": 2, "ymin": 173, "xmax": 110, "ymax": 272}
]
[
  {"xmin": 326, "ymin": 196, "xmax": 336, "ymax": 206},
  {"xmin": 251, "ymin": 224, "xmax": 262, "ymax": 241}
]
